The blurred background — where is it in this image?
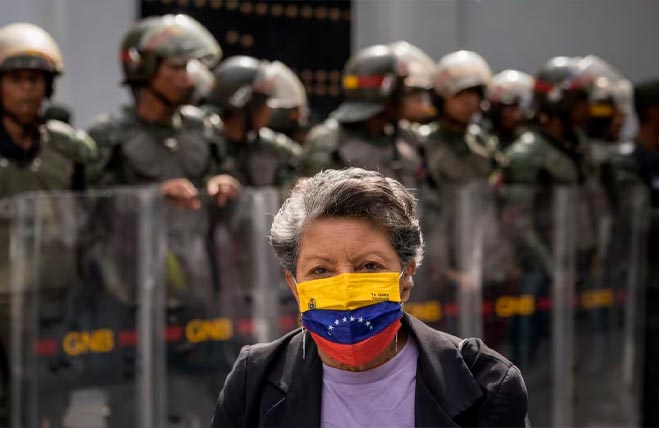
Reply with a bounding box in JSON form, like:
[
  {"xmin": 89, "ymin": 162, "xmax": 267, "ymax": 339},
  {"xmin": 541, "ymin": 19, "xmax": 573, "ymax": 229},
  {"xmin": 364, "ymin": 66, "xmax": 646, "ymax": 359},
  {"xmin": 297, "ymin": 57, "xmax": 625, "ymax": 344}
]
[
  {"xmin": 0, "ymin": 1, "xmax": 658, "ymax": 427},
  {"xmin": 2, "ymin": 0, "xmax": 658, "ymax": 128}
]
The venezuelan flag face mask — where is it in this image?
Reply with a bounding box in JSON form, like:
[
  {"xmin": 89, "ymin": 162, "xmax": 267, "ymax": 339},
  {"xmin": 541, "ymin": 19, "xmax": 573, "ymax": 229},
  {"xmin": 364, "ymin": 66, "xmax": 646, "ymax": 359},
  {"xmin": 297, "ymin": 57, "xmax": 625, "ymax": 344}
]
[{"xmin": 294, "ymin": 271, "xmax": 404, "ymax": 367}]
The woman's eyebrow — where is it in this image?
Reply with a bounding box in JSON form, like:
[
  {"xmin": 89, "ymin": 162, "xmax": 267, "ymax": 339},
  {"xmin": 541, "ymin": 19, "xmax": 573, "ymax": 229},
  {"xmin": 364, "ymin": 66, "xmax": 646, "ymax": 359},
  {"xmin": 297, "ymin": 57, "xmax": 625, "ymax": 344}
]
[
  {"xmin": 349, "ymin": 249, "xmax": 391, "ymax": 263},
  {"xmin": 300, "ymin": 254, "xmax": 337, "ymax": 264}
]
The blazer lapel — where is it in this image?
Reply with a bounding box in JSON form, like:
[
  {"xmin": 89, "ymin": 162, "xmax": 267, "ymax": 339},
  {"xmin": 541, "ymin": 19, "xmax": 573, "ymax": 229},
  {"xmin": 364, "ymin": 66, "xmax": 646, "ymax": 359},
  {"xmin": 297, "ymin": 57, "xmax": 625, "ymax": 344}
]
[
  {"xmin": 405, "ymin": 315, "xmax": 484, "ymax": 424},
  {"xmin": 260, "ymin": 316, "xmax": 485, "ymax": 427},
  {"xmin": 261, "ymin": 331, "xmax": 323, "ymax": 427},
  {"xmin": 414, "ymin": 364, "xmax": 462, "ymax": 428}
]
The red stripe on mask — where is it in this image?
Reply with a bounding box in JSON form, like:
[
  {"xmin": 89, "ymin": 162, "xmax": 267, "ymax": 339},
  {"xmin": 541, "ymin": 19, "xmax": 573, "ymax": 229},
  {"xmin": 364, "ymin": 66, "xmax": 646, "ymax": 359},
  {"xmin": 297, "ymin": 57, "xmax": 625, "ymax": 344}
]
[{"xmin": 309, "ymin": 319, "xmax": 402, "ymax": 367}]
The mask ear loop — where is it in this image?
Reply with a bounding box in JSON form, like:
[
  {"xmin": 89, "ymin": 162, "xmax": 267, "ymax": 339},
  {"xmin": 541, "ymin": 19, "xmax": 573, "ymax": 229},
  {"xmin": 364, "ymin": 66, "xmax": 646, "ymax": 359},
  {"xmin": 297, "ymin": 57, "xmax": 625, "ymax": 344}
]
[
  {"xmin": 291, "ymin": 272, "xmax": 306, "ymax": 360},
  {"xmin": 397, "ymin": 265, "xmax": 406, "ymax": 354}
]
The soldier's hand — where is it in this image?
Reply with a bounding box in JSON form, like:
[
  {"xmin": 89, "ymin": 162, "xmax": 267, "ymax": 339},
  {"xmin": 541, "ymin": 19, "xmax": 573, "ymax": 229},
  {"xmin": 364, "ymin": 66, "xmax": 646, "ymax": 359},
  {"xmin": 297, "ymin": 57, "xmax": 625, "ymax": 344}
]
[
  {"xmin": 160, "ymin": 178, "xmax": 201, "ymax": 210},
  {"xmin": 207, "ymin": 174, "xmax": 241, "ymax": 207}
]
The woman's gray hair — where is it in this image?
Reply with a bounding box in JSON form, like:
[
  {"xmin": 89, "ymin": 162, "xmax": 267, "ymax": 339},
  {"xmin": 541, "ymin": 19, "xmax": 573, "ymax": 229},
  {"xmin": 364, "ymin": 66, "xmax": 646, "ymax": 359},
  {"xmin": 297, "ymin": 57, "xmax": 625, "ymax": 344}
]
[{"xmin": 269, "ymin": 168, "xmax": 424, "ymax": 274}]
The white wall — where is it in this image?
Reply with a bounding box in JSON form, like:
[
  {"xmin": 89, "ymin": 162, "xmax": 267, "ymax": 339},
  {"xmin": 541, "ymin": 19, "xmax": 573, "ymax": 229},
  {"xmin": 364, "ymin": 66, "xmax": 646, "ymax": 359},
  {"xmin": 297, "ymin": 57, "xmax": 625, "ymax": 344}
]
[
  {"xmin": 355, "ymin": 0, "xmax": 659, "ymax": 83},
  {"xmin": 0, "ymin": 0, "xmax": 135, "ymax": 129},
  {"xmin": 2, "ymin": 0, "xmax": 657, "ymax": 128}
]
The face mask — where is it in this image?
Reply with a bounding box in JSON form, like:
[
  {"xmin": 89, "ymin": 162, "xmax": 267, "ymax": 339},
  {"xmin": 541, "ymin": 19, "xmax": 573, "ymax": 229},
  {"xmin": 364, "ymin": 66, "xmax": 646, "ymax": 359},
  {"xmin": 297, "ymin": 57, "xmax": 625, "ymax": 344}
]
[{"xmin": 294, "ymin": 271, "xmax": 405, "ymax": 367}]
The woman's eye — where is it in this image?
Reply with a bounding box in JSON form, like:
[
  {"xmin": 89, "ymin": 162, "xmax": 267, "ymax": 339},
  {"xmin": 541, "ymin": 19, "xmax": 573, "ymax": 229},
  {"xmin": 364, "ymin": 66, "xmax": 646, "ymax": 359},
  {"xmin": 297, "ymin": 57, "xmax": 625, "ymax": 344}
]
[
  {"xmin": 312, "ymin": 266, "xmax": 328, "ymax": 275},
  {"xmin": 362, "ymin": 262, "xmax": 382, "ymax": 271}
]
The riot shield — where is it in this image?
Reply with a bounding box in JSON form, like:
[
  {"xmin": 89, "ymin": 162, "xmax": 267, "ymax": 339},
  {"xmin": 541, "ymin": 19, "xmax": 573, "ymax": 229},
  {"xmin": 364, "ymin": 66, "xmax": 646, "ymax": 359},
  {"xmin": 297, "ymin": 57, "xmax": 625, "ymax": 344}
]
[
  {"xmin": 467, "ymin": 184, "xmax": 579, "ymax": 427},
  {"xmin": 572, "ymin": 182, "xmax": 649, "ymax": 427},
  {"xmin": 9, "ymin": 188, "xmax": 164, "ymax": 428},
  {"xmin": 412, "ymin": 186, "xmax": 459, "ymax": 334},
  {"xmin": 161, "ymin": 187, "xmax": 293, "ymax": 427}
]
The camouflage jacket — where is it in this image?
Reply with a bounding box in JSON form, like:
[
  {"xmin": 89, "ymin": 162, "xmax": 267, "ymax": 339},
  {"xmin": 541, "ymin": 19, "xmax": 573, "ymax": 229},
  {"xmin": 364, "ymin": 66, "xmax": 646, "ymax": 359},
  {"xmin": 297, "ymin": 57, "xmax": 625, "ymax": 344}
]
[
  {"xmin": 301, "ymin": 118, "xmax": 422, "ymax": 189},
  {"xmin": 422, "ymin": 121, "xmax": 494, "ymax": 189},
  {"xmin": 0, "ymin": 119, "xmax": 97, "ymax": 197},
  {"xmin": 0, "ymin": 119, "xmax": 97, "ymax": 295},
  {"xmin": 211, "ymin": 118, "xmax": 301, "ymax": 190},
  {"xmin": 501, "ymin": 128, "xmax": 604, "ymax": 272},
  {"xmin": 87, "ymin": 105, "xmax": 222, "ymax": 188}
]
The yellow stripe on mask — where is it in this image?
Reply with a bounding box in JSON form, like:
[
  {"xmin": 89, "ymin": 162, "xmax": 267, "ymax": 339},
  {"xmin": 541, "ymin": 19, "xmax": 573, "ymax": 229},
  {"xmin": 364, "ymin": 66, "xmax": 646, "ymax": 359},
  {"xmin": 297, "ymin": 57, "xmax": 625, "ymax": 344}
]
[{"xmin": 297, "ymin": 272, "xmax": 401, "ymax": 313}]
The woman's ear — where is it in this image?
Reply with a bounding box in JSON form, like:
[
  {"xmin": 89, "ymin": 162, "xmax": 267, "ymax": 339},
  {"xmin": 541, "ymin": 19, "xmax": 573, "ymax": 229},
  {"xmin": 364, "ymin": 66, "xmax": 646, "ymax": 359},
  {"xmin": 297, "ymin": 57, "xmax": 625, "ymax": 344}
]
[
  {"xmin": 285, "ymin": 270, "xmax": 300, "ymax": 306},
  {"xmin": 399, "ymin": 260, "xmax": 416, "ymax": 303},
  {"xmin": 405, "ymin": 260, "xmax": 417, "ymax": 277}
]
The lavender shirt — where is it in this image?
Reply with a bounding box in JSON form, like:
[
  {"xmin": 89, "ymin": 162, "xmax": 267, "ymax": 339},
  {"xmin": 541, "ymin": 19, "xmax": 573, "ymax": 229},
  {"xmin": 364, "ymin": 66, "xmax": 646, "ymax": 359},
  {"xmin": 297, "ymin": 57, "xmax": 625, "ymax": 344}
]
[{"xmin": 320, "ymin": 335, "xmax": 419, "ymax": 428}]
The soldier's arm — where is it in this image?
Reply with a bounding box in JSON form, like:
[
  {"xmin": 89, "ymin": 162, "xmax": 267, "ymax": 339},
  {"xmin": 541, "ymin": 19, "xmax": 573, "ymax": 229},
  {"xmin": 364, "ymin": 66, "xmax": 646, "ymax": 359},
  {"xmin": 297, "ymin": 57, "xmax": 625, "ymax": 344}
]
[
  {"xmin": 85, "ymin": 116, "xmax": 123, "ymax": 188},
  {"xmin": 300, "ymin": 122, "xmax": 342, "ymax": 177},
  {"xmin": 501, "ymin": 139, "xmax": 554, "ymax": 274},
  {"xmin": 45, "ymin": 120, "xmax": 98, "ymax": 164},
  {"xmin": 45, "ymin": 119, "xmax": 99, "ymax": 191},
  {"xmin": 262, "ymin": 128, "xmax": 303, "ymax": 192}
]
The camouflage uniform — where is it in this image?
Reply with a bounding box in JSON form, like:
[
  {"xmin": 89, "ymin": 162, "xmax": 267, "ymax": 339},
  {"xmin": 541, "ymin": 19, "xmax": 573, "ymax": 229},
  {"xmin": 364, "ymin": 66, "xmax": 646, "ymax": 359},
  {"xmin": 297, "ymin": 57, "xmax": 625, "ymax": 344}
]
[
  {"xmin": 502, "ymin": 57, "xmax": 608, "ymax": 274},
  {"xmin": 88, "ymin": 14, "xmax": 224, "ymax": 188},
  {"xmin": 302, "ymin": 118, "xmax": 421, "ymax": 188},
  {"xmin": 214, "ymin": 122, "xmax": 301, "ymax": 189},
  {"xmin": 205, "ymin": 56, "xmax": 302, "ymax": 191},
  {"xmin": 267, "ymin": 61, "xmax": 309, "ymax": 145},
  {"xmin": 423, "ymin": 121, "xmax": 494, "ymax": 188},
  {"xmin": 87, "ymin": 105, "xmax": 222, "ymax": 187},
  {"xmin": 0, "ymin": 22, "xmax": 99, "ymax": 425},
  {"xmin": 485, "ymin": 70, "xmax": 535, "ymax": 167},
  {"xmin": 301, "ymin": 44, "xmax": 427, "ymax": 188}
]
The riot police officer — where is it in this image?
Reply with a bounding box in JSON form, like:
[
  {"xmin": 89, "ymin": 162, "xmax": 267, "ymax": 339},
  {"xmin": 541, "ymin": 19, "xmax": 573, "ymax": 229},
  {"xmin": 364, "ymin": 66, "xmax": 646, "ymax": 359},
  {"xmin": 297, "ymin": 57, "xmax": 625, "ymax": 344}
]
[
  {"xmin": 267, "ymin": 61, "xmax": 309, "ymax": 145},
  {"xmin": 627, "ymin": 79, "xmax": 659, "ymax": 427},
  {"xmin": 204, "ymin": 55, "xmax": 301, "ymax": 189},
  {"xmin": 87, "ymin": 15, "xmax": 239, "ymax": 209},
  {"xmin": 0, "ymin": 22, "xmax": 99, "ymax": 426},
  {"xmin": 389, "ymin": 41, "xmax": 437, "ymax": 125},
  {"xmin": 301, "ymin": 43, "xmax": 423, "ymax": 188},
  {"xmin": 503, "ymin": 56, "xmax": 596, "ymax": 188},
  {"xmin": 581, "ymin": 55, "xmax": 628, "ymax": 145},
  {"xmin": 0, "ymin": 23, "xmax": 97, "ymax": 196},
  {"xmin": 484, "ymin": 69, "xmax": 534, "ymax": 165},
  {"xmin": 575, "ymin": 56, "xmax": 633, "ymax": 212},
  {"xmin": 424, "ymin": 50, "xmax": 494, "ymax": 188},
  {"xmin": 501, "ymin": 56, "xmax": 605, "ymax": 311}
]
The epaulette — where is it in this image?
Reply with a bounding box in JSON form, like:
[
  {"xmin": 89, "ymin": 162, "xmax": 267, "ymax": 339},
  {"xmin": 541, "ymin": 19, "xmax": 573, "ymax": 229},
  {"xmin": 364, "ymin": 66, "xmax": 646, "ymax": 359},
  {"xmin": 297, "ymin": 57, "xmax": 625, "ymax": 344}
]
[{"xmin": 44, "ymin": 119, "xmax": 98, "ymax": 163}]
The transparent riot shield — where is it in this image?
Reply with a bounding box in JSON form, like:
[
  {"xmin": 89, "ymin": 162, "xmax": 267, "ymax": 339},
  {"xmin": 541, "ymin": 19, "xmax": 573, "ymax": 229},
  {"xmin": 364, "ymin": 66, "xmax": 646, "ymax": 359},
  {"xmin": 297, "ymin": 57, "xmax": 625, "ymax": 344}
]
[
  {"xmin": 413, "ymin": 181, "xmax": 492, "ymax": 338},
  {"xmin": 9, "ymin": 188, "xmax": 164, "ymax": 428},
  {"xmin": 469, "ymin": 184, "xmax": 579, "ymax": 427},
  {"xmin": 412, "ymin": 185, "xmax": 460, "ymax": 334},
  {"xmin": 161, "ymin": 187, "xmax": 292, "ymax": 428},
  {"xmin": 572, "ymin": 182, "xmax": 649, "ymax": 427}
]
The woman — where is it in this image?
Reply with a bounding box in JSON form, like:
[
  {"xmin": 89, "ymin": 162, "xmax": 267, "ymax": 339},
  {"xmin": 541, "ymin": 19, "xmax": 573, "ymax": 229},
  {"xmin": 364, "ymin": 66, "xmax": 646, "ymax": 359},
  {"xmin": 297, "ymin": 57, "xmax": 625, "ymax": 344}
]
[{"xmin": 211, "ymin": 168, "xmax": 529, "ymax": 427}]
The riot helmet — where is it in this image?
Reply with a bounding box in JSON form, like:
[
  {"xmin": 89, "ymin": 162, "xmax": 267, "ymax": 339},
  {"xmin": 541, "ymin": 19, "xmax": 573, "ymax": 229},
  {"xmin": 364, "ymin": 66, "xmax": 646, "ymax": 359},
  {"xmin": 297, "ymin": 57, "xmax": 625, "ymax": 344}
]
[
  {"xmin": 121, "ymin": 14, "xmax": 222, "ymax": 88},
  {"xmin": 389, "ymin": 41, "xmax": 437, "ymax": 123},
  {"xmin": 433, "ymin": 50, "xmax": 492, "ymax": 100},
  {"xmin": 266, "ymin": 61, "xmax": 309, "ymax": 141},
  {"xmin": 433, "ymin": 50, "xmax": 492, "ymax": 125},
  {"xmin": 533, "ymin": 56, "xmax": 591, "ymax": 116},
  {"xmin": 207, "ymin": 55, "xmax": 277, "ymax": 140},
  {"xmin": 488, "ymin": 70, "xmax": 534, "ymax": 110},
  {"xmin": 486, "ymin": 69, "xmax": 534, "ymax": 133},
  {"xmin": 0, "ymin": 22, "xmax": 64, "ymax": 98},
  {"xmin": 332, "ymin": 44, "xmax": 407, "ymax": 124},
  {"xmin": 207, "ymin": 55, "xmax": 274, "ymax": 112},
  {"xmin": 580, "ymin": 55, "xmax": 628, "ymax": 140}
]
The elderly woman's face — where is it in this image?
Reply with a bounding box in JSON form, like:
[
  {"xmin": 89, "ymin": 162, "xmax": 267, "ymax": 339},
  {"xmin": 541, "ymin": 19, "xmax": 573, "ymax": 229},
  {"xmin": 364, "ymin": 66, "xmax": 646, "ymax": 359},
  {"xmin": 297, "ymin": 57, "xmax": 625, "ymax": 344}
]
[{"xmin": 286, "ymin": 217, "xmax": 415, "ymax": 302}]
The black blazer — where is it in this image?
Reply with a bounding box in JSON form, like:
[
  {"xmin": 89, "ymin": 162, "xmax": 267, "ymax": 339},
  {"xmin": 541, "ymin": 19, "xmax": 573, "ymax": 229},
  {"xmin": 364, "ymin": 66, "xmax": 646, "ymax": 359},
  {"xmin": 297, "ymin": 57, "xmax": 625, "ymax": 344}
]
[{"xmin": 211, "ymin": 314, "xmax": 529, "ymax": 427}]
